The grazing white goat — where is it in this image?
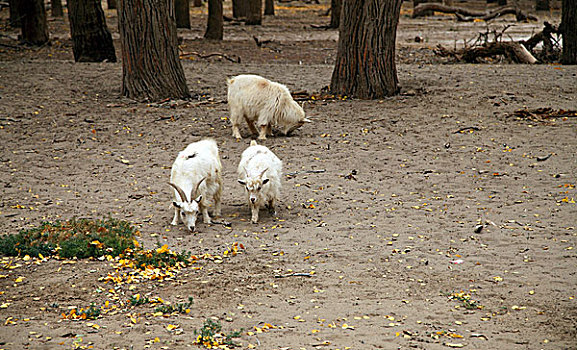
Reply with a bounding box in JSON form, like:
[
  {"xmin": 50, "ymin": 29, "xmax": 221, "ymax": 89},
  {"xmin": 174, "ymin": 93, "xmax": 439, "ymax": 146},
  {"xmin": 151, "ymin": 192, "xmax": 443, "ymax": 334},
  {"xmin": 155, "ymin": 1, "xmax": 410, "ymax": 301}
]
[
  {"xmin": 169, "ymin": 139, "xmax": 223, "ymax": 232},
  {"xmin": 227, "ymin": 74, "xmax": 311, "ymax": 140},
  {"xmin": 238, "ymin": 140, "xmax": 283, "ymax": 223}
]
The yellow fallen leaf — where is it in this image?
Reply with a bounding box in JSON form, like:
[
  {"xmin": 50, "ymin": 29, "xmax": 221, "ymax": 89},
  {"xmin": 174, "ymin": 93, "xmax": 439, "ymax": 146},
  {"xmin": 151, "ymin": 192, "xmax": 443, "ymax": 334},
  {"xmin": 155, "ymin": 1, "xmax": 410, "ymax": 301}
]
[{"xmin": 166, "ymin": 324, "xmax": 179, "ymax": 331}]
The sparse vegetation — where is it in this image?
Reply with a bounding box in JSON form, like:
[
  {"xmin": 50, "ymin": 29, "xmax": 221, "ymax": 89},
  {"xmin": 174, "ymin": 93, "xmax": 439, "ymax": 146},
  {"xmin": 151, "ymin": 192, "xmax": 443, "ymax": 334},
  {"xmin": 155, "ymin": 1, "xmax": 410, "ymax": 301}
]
[
  {"xmin": 155, "ymin": 296, "xmax": 194, "ymax": 314},
  {"xmin": 194, "ymin": 319, "xmax": 242, "ymax": 349},
  {"xmin": 0, "ymin": 218, "xmax": 137, "ymax": 259}
]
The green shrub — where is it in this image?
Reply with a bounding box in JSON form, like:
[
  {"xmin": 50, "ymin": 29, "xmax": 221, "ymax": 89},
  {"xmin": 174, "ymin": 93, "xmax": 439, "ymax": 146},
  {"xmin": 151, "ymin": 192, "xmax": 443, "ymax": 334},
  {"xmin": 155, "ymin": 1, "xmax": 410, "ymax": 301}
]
[{"xmin": 0, "ymin": 217, "xmax": 137, "ymax": 259}]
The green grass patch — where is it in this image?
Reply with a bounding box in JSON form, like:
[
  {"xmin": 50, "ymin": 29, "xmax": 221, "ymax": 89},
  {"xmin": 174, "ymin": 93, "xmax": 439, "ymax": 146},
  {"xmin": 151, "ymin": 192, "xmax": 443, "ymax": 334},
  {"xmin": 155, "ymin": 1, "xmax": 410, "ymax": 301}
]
[
  {"xmin": 155, "ymin": 296, "xmax": 194, "ymax": 314},
  {"xmin": 0, "ymin": 217, "xmax": 137, "ymax": 259}
]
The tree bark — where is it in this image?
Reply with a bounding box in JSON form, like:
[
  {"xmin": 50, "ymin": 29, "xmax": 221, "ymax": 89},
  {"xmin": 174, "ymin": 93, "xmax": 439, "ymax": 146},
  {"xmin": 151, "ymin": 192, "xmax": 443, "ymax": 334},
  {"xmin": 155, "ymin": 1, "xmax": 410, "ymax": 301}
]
[
  {"xmin": 246, "ymin": 0, "xmax": 262, "ymax": 25},
  {"xmin": 17, "ymin": 0, "xmax": 50, "ymax": 45},
  {"xmin": 205, "ymin": 0, "xmax": 223, "ymax": 40},
  {"xmin": 175, "ymin": 0, "xmax": 191, "ymax": 28},
  {"xmin": 233, "ymin": 0, "xmax": 248, "ymax": 18},
  {"xmin": 51, "ymin": 0, "xmax": 64, "ymax": 17},
  {"xmin": 68, "ymin": 0, "xmax": 116, "ymax": 62},
  {"xmin": 118, "ymin": 0, "xmax": 190, "ymax": 100},
  {"xmin": 561, "ymin": 0, "xmax": 577, "ymax": 64},
  {"xmin": 331, "ymin": 0, "xmax": 402, "ymax": 99},
  {"xmin": 107, "ymin": 0, "xmax": 117, "ymax": 9},
  {"xmin": 193, "ymin": 0, "xmax": 202, "ymax": 6},
  {"xmin": 535, "ymin": 0, "xmax": 549, "ymax": 11},
  {"xmin": 498, "ymin": 0, "xmax": 507, "ymax": 6},
  {"xmin": 9, "ymin": 0, "xmax": 22, "ymax": 27},
  {"xmin": 329, "ymin": 0, "xmax": 341, "ymax": 28},
  {"xmin": 264, "ymin": 0, "xmax": 274, "ymax": 16}
]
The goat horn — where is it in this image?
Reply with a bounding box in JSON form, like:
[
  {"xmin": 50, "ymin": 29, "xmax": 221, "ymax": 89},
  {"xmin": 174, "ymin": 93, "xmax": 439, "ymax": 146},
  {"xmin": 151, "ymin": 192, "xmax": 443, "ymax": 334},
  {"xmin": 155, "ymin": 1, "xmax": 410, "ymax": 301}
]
[
  {"xmin": 169, "ymin": 182, "xmax": 187, "ymax": 202},
  {"xmin": 259, "ymin": 168, "xmax": 269, "ymax": 178},
  {"xmin": 191, "ymin": 177, "xmax": 206, "ymax": 200}
]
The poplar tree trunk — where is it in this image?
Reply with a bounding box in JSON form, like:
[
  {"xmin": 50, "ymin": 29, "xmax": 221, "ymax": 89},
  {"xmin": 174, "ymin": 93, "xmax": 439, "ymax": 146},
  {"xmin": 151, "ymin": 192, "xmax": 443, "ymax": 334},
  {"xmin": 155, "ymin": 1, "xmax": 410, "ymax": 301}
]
[
  {"xmin": 233, "ymin": 0, "xmax": 248, "ymax": 18},
  {"xmin": 330, "ymin": 0, "xmax": 341, "ymax": 28},
  {"xmin": 68, "ymin": 0, "xmax": 116, "ymax": 62},
  {"xmin": 107, "ymin": 0, "xmax": 117, "ymax": 9},
  {"xmin": 175, "ymin": 0, "xmax": 191, "ymax": 28},
  {"xmin": 118, "ymin": 0, "xmax": 190, "ymax": 100},
  {"xmin": 9, "ymin": 0, "xmax": 22, "ymax": 27},
  {"xmin": 246, "ymin": 0, "xmax": 262, "ymax": 25},
  {"xmin": 535, "ymin": 0, "xmax": 550, "ymax": 11},
  {"xmin": 204, "ymin": 0, "xmax": 223, "ymax": 40},
  {"xmin": 561, "ymin": 0, "xmax": 577, "ymax": 64},
  {"xmin": 18, "ymin": 0, "xmax": 50, "ymax": 45},
  {"xmin": 193, "ymin": 0, "xmax": 202, "ymax": 6},
  {"xmin": 331, "ymin": 0, "xmax": 402, "ymax": 99},
  {"xmin": 51, "ymin": 0, "xmax": 64, "ymax": 17},
  {"xmin": 264, "ymin": 0, "xmax": 274, "ymax": 16}
]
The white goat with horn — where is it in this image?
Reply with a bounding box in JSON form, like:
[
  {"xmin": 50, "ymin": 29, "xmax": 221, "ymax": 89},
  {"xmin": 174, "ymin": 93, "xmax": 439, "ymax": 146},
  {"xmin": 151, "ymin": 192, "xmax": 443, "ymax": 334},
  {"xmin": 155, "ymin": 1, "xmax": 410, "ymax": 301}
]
[
  {"xmin": 237, "ymin": 140, "xmax": 283, "ymax": 223},
  {"xmin": 227, "ymin": 74, "xmax": 312, "ymax": 140},
  {"xmin": 169, "ymin": 139, "xmax": 223, "ymax": 232}
]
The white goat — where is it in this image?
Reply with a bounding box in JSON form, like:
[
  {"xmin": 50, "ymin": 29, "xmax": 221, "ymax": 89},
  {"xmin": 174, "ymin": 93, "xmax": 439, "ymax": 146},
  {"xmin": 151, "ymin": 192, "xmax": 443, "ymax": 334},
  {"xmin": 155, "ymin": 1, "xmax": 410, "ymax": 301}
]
[
  {"xmin": 227, "ymin": 74, "xmax": 311, "ymax": 140},
  {"xmin": 169, "ymin": 139, "xmax": 223, "ymax": 232},
  {"xmin": 237, "ymin": 140, "xmax": 283, "ymax": 223}
]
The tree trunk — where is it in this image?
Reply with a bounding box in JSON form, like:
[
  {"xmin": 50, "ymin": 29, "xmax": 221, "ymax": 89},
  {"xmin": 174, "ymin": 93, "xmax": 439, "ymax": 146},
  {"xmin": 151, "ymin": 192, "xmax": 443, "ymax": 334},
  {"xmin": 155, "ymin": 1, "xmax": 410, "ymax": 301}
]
[
  {"xmin": 118, "ymin": 0, "xmax": 190, "ymax": 100},
  {"xmin": 193, "ymin": 0, "xmax": 202, "ymax": 6},
  {"xmin": 51, "ymin": 0, "xmax": 64, "ymax": 17},
  {"xmin": 498, "ymin": 0, "xmax": 507, "ymax": 6},
  {"xmin": 561, "ymin": 0, "xmax": 577, "ymax": 64},
  {"xmin": 17, "ymin": 0, "xmax": 50, "ymax": 45},
  {"xmin": 107, "ymin": 0, "xmax": 117, "ymax": 9},
  {"xmin": 68, "ymin": 0, "xmax": 116, "ymax": 62},
  {"xmin": 264, "ymin": 0, "xmax": 274, "ymax": 16},
  {"xmin": 9, "ymin": 0, "xmax": 22, "ymax": 27},
  {"xmin": 535, "ymin": 0, "xmax": 549, "ymax": 11},
  {"xmin": 331, "ymin": 0, "xmax": 402, "ymax": 99},
  {"xmin": 204, "ymin": 0, "xmax": 223, "ymax": 40},
  {"xmin": 246, "ymin": 0, "xmax": 262, "ymax": 25},
  {"xmin": 330, "ymin": 0, "xmax": 341, "ymax": 28},
  {"xmin": 233, "ymin": 0, "xmax": 248, "ymax": 18},
  {"xmin": 175, "ymin": 0, "xmax": 191, "ymax": 28}
]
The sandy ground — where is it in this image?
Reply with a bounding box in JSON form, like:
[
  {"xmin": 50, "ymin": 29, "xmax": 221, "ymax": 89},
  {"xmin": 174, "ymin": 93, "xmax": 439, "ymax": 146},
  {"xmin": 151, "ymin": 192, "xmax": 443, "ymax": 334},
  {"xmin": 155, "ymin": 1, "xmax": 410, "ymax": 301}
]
[{"xmin": 1, "ymin": 1, "xmax": 576, "ymax": 349}]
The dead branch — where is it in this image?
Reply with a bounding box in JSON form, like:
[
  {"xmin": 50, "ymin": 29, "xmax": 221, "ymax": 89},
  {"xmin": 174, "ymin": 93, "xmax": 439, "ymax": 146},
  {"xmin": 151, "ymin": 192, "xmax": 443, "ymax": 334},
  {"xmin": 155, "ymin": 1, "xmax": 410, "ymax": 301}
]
[
  {"xmin": 453, "ymin": 126, "xmax": 481, "ymax": 134},
  {"xmin": 413, "ymin": 3, "xmax": 537, "ymax": 22},
  {"xmin": 253, "ymin": 35, "xmax": 273, "ymax": 47},
  {"xmin": 436, "ymin": 42, "xmax": 537, "ymax": 63},
  {"xmin": 179, "ymin": 51, "xmax": 240, "ymax": 63},
  {"xmin": 412, "ymin": 3, "xmax": 486, "ymax": 18},
  {"xmin": 274, "ymin": 272, "xmax": 314, "ymax": 278},
  {"xmin": 455, "ymin": 7, "xmax": 538, "ymax": 22},
  {"xmin": 285, "ymin": 169, "xmax": 326, "ymax": 177}
]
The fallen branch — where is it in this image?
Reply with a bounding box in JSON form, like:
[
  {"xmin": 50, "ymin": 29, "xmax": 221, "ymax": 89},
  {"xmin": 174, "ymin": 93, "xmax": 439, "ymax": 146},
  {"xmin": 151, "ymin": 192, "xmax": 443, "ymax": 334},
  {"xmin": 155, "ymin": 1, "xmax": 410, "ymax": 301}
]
[
  {"xmin": 412, "ymin": 3, "xmax": 487, "ymax": 18},
  {"xmin": 179, "ymin": 51, "xmax": 240, "ymax": 63},
  {"xmin": 413, "ymin": 3, "xmax": 537, "ymax": 22},
  {"xmin": 285, "ymin": 169, "xmax": 326, "ymax": 177},
  {"xmin": 436, "ymin": 42, "xmax": 537, "ymax": 63},
  {"xmin": 274, "ymin": 273, "xmax": 314, "ymax": 278}
]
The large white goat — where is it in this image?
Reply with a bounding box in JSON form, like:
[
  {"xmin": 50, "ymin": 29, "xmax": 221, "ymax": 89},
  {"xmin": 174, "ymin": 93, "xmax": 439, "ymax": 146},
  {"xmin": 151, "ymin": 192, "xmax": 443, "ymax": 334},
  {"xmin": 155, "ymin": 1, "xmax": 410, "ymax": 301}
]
[
  {"xmin": 237, "ymin": 140, "xmax": 283, "ymax": 224},
  {"xmin": 169, "ymin": 139, "xmax": 223, "ymax": 232},
  {"xmin": 227, "ymin": 74, "xmax": 311, "ymax": 140}
]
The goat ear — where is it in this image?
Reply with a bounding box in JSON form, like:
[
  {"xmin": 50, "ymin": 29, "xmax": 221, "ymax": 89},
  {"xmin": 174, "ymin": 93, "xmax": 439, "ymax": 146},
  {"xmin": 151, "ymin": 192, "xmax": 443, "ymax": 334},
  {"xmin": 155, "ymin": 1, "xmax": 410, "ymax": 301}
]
[
  {"xmin": 238, "ymin": 179, "xmax": 246, "ymax": 185},
  {"xmin": 173, "ymin": 201, "xmax": 181, "ymax": 209},
  {"xmin": 262, "ymin": 179, "xmax": 270, "ymax": 185},
  {"xmin": 195, "ymin": 195, "xmax": 202, "ymax": 203}
]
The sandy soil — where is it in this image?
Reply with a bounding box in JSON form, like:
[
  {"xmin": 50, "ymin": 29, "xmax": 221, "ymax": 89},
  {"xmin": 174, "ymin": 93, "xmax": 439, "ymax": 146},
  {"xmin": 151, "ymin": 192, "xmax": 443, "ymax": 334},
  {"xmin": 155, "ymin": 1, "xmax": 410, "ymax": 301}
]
[{"xmin": 1, "ymin": 1, "xmax": 576, "ymax": 349}]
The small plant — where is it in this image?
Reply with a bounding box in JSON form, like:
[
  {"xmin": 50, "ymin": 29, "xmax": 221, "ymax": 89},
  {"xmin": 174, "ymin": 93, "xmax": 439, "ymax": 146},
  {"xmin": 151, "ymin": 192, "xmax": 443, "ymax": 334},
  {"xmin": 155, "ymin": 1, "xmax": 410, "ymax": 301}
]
[
  {"xmin": 62, "ymin": 303, "xmax": 101, "ymax": 320},
  {"xmin": 128, "ymin": 294, "xmax": 150, "ymax": 306},
  {"xmin": 444, "ymin": 290, "xmax": 483, "ymax": 310},
  {"xmin": 194, "ymin": 319, "xmax": 242, "ymax": 349},
  {"xmin": 128, "ymin": 243, "xmax": 192, "ymax": 269},
  {"xmin": 155, "ymin": 296, "xmax": 194, "ymax": 314},
  {"xmin": 0, "ymin": 217, "xmax": 137, "ymax": 259}
]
